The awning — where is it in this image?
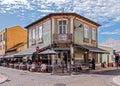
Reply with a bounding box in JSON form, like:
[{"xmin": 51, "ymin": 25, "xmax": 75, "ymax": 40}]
[
  {"xmin": 14, "ymin": 44, "xmax": 49, "ymax": 57},
  {"xmin": 39, "ymin": 49, "xmax": 57, "ymax": 55},
  {"xmin": 75, "ymin": 44, "xmax": 109, "ymax": 54},
  {"xmin": 0, "ymin": 55, "xmax": 4, "ymax": 58},
  {"xmin": 4, "ymin": 55, "xmax": 15, "ymax": 58},
  {"xmin": 54, "ymin": 47, "xmax": 70, "ymax": 51},
  {"xmin": 14, "ymin": 47, "xmax": 35, "ymax": 57}
]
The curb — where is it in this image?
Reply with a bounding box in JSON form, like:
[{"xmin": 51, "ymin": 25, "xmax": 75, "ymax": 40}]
[
  {"xmin": 0, "ymin": 74, "xmax": 8, "ymax": 84},
  {"xmin": 113, "ymin": 76, "xmax": 120, "ymax": 85}
]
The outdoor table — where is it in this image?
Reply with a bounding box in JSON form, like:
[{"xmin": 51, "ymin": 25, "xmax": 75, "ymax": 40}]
[
  {"xmin": 2, "ymin": 63, "xmax": 7, "ymax": 67},
  {"xmin": 26, "ymin": 64, "xmax": 31, "ymax": 71},
  {"xmin": 47, "ymin": 65, "xmax": 52, "ymax": 73},
  {"xmin": 9, "ymin": 63, "xmax": 14, "ymax": 68},
  {"xmin": 19, "ymin": 64, "xmax": 27, "ymax": 70},
  {"xmin": 71, "ymin": 65, "xmax": 82, "ymax": 72},
  {"xmin": 14, "ymin": 63, "xmax": 19, "ymax": 69}
]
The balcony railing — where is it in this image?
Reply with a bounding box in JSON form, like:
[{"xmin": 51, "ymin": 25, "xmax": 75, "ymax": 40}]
[{"xmin": 53, "ymin": 34, "xmax": 72, "ymax": 43}]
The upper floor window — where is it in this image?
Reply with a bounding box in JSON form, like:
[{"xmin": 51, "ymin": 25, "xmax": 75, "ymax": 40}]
[
  {"xmin": 0, "ymin": 45, "xmax": 2, "ymax": 50},
  {"xmin": 0, "ymin": 35, "xmax": 2, "ymax": 42},
  {"xmin": 92, "ymin": 28, "xmax": 96, "ymax": 41},
  {"xmin": 58, "ymin": 20, "xmax": 67, "ymax": 34},
  {"xmin": 32, "ymin": 29, "xmax": 35, "ymax": 40},
  {"xmin": 29, "ymin": 29, "xmax": 32, "ymax": 40},
  {"xmin": 29, "ymin": 29, "xmax": 36, "ymax": 45},
  {"xmin": 3, "ymin": 33, "xmax": 5, "ymax": 41},
  {"xmin": 3, "ymin": 45, "xmax": 5, "ymax": 49},
  {"xmin": 84, "ymin": 24, "xmax": 89, "ymax": 38},
  {"xmin": 36, "ymin": 25, "xmax": 43, "ymax": 43}
]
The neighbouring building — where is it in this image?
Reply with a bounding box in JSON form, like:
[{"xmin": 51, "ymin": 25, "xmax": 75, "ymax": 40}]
[
  {"xmin": 0, "ymin": 26, "xmax": 27, "ymax": 55},
  {"xmin": 98, "ymin": 45, "xmax": 114, "ymax": 67},
  {"xmin": 116, "ymin": 51, "xmax": 120, "ymax": 55},
  {"xmin": 25, "ymin": 12, "xmax": 108, "ymax": 71}
]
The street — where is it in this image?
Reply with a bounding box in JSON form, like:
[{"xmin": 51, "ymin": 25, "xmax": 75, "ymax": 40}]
[{"xmin": 0, "ymin": 67, "xmax": 119, "ymax": 86}]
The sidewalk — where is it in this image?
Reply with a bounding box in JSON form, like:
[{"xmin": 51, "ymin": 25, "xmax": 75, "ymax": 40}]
[
  {"xmin": 0, "ymin": 74, "xmax": 8, "ymax": 84},
  {"xmin": 89, "ymin": 67, "xmax": 119, "ymax": 74},
  {"xmin": 113, "ymin": 76, "xmax": 120, "ymax": 85}
]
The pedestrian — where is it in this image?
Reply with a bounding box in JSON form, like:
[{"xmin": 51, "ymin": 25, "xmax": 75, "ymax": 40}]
[
  {"xmin": 115, "ymin": 55, "xmax": 119, "ymax": 69},
  {"xmin": 91, "ymin": 57, "xmax": 95, "ymax": 70},
  {"xmin": 32, "ymin": 46, "xmax": 40, "ymax": 63}
]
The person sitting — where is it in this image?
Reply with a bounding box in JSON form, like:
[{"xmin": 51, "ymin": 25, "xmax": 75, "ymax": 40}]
[
  {"xmin": 40, "ymin": 63, "xmax": 47, "ymax": 73},
  {"xmin": 30, "ymin": 62, "xmax": 36, "ymax": 72}
]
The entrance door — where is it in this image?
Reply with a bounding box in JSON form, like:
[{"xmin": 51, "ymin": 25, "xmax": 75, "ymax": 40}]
[
  {"xmin": 55, "ymin": 50, "xmax": 70, "ymax": 73},
  {"xmin": 84, "ymin": 53, "xmax": 88, "ymax": 63}
]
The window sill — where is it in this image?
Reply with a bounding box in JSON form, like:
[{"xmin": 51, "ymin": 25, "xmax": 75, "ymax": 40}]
[{"xmin": 83, "ymin": 38, "xmax": 89, "ymax": 43}]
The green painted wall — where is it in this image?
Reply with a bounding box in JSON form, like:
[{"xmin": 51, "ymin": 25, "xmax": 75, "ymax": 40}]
[
  {"xmin": 98, "ymin": 45, "xmax": 113, "ymax": 64},
  {"xmin": 74, "ymin": 19, "xmax": 84, "ymax": 44},
  {"xmin": 74, "ymin": 19, "xmax": 97, "ymax": 46},
  {"xmin": 30, "ymin": 19, "xmax": 51, "ymax": 47},
  {"xmin": 40, "ymin": 20, "xmax": 51, "ymax": 46}
]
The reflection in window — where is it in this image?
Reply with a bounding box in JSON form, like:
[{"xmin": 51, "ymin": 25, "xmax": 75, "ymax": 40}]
[
  {"xmin": 84, "ymin": 24, "xmax": 89, "ymax": 38},
  {"xmin": 39, "ymin": 25, "xmax": 42, "ymax": 40},
  {"xmin": 33, "ymin": 29, "xmax": 35, "ymax": 39},
  {"xmin": 92, "ymin": 28, "xmax": 96, "ymax": 41}
]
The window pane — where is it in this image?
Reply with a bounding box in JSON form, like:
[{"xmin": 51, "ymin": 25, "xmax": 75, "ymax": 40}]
[
  {"xmin": 84, "ymin": 25, "xmax": 89, "ymax": 38},
  {"xmin": 63, "ymin": 20, "xmax": 66, "ymax": 25},
  {"xmin": 3, "ymin": 33, "xmax": 5, "ymax": 40},
  {"xmin": 63, "ymin": 26, "xmax": 66, "ymax": 34},
  {"xmin": 29, "ymin": 29, "xmax": 31, "ymax": 40},
  {"xmin": 58, "ymin": 20, "xmax": 67, "ymax": 34},
  {"xmin": 92, "ymin": 28, "xmax": 96, "ymax": 40},
  {"xmin": 59, "ymin": 26, "xmax": 62, "ymax": 34},
  {"xmin": 59, "ymin": 21, "xmax": 62, "ymax": 25},
  {"xmin": 38, "ymin": 25, "xmax": 42, "ymax": 41},
  {"xmin": 36, "ymin": 26, "xmax": 39, "ymax": 40},
  {"xmin": 33, "ymin": 29, "xmax": 35, "ymax": 39}
]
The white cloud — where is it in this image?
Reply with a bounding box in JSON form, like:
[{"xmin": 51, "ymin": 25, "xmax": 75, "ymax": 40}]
[
  {"xmin": 0, "ymin": 0, "xmax": 33, "ymax": 12},
  {"xmin": 100, "ymin": 38, "xmax": 120, "ymax": 51},
  {"xmin": 101, "ymin": 29, "xmax": 120, "ymax": 35},
  {"xmin": 114, "ymin": 16, "xmax": 120, "ymax": 21},
  {"xmin": 37, "ymin": 9, "xmax": 55, "ymax": 13},
  {"xmin": 0, "ymin": 0, "xmax": 120, "ymax": 26}
]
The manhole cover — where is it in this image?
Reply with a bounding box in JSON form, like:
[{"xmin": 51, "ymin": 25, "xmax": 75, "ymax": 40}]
[{"xmin": 54, "ymin": 83, "xmax": 66, "ymax": 86}]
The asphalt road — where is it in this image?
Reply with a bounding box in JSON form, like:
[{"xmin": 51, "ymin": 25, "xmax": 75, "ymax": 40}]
[{"xmin": 0, "ymin": 67, "xmax": 120, "ymax": 86}]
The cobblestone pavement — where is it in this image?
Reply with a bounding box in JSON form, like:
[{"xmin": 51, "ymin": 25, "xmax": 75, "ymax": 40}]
[{"xmin": 0, "ymin": 67, "xmax": 120, "ymax": 86}]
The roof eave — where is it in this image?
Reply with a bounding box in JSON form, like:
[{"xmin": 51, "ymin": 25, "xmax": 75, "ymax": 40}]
[{"xmin": 25, "ymin": 13, "xmax": 101, "ymax": 29}]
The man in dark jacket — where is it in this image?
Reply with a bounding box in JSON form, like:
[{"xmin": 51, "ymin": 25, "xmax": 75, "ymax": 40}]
[
  {"xmin": 32, "ymin": 46, "xmax": 40, "ymax": 62},
  {"xmin": 91, "ymin": 57, "xmax": 95, "ymax": 70}
]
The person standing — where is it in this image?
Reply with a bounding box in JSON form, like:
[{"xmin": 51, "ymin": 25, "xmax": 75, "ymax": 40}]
[
  {"xmin": 32, "ymin": 46, "xmax": 40, "ymax": 62},
  {"xmin": 115, "ymin": 55, "xmax": 119, "ymax": 69},
  {"xmin": 91, "ymin": 57, "xmax": 95, "ymax": 70}
]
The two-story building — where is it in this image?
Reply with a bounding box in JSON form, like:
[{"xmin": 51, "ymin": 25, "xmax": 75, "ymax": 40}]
[
  {"xmin": 25, "ymin": 13, "xmax": 108, "ymax": 70},
  {"xmin": 0, "ymin": 26, "xmax": 27, "ymax": 56}
]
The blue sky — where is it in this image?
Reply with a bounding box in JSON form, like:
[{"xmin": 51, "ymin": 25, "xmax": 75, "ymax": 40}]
[{"xmin": 0, "ymin": 0, "xmax": 120, "ymax": 44}]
